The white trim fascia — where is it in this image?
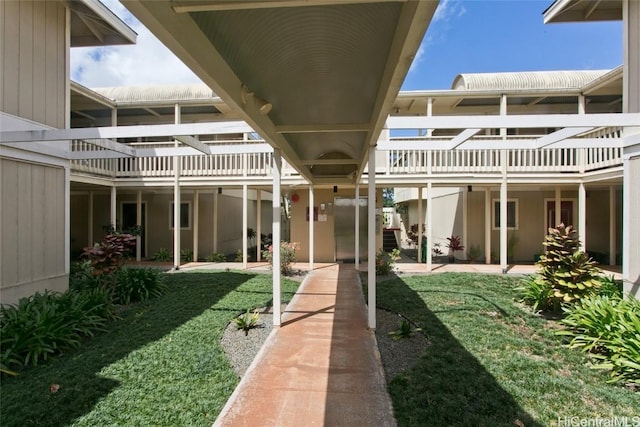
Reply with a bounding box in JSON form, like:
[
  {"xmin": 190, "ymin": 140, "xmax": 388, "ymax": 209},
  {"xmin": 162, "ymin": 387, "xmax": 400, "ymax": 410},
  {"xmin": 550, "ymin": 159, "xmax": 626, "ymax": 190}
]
[
  {"xmin": 0, "ymin": 121, "xmax": 254, "ymax": 143},
  {"xmin": 379, "ymin": 137, "xmax": 623, "ymax": 151},
  {"xmin": 70, "ymin": 174, "xmax": 115, "ymax": 186},
  {"xmin": 388, "ymin": 113, "xmax": 640, "ymax": 130},
  {"xmin": 543, "ymin": 0, "xmax": 574, "ymax": 23}
]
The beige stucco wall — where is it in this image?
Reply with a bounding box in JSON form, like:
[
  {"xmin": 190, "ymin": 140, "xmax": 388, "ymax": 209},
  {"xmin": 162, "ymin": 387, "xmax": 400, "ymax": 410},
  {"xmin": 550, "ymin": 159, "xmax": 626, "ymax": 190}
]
[
  {"xmin": 70, "ymin": 190, "xmax": 273, "ymax": 261},
  {"xmin": 1, "ymin": 158, "xmax": 67, "ymax": 304},
  {"xmin": 290, "ymin": 188, "xmax": 382, "ymax": 263},
  {"xmin": 1, "ymin": 0, "xmax": 67, "ymax": 129}
]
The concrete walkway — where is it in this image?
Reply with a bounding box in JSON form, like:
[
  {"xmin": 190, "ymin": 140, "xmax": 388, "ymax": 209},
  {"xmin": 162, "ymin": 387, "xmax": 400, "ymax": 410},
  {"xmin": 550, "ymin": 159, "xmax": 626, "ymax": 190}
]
[{"xmin": 213, "ymin": 264, "xmax": 396, "ymax": 427}]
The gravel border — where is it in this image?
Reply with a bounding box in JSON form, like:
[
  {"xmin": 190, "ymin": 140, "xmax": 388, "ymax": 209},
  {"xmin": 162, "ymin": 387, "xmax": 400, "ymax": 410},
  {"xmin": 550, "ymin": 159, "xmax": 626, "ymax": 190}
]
[{"xmin": 220, "ymin": 305, "xmax": 429, "ymax": 381}]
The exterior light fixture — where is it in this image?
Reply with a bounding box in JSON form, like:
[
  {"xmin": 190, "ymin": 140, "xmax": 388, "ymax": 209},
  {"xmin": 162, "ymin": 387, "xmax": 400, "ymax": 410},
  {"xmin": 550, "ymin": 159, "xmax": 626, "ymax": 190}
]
[{"xmin": 241, "ymin": 84, "xmax": 272, "ymax": 115}]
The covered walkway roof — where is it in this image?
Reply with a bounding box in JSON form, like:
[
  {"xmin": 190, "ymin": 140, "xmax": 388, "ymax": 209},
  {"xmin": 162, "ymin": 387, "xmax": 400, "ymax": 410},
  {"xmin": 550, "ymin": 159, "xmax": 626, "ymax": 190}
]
[{"xmin": 121, "ymin": 0, "xmax": 439, "ymax": 185}]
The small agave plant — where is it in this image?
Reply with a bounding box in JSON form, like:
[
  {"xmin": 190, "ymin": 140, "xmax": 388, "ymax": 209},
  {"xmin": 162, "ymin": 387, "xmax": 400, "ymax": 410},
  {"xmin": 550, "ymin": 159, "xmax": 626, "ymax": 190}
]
[
  {"xmin": 233, "ymin": 309, "xmax": 261, "ymax": 336},
  {"xmin": 388, "ymin": 318, "xmax": 422, "ymax": 341}
]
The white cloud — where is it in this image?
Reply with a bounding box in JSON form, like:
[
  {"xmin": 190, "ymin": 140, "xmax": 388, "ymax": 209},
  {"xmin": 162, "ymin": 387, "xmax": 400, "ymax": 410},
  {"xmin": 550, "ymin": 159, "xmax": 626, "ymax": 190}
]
[
  {"xmin": 408, "ymin": 0, "xmax": 466, "ymax": 73},
  {"xmin": 70, "ymin": 0, "xmax": 202, "ymax": 88}
]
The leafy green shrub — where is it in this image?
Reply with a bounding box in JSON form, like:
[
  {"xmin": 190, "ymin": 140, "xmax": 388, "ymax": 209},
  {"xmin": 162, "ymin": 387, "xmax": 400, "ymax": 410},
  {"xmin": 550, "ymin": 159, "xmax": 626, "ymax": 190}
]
[
  {"xmin": 598, "ymin": 275, "xmax": 623, "ymax": 299},
  {"xmin": 180, "ymin": 248, "xmax": 193, "ymax": 263},
  {"xmin": 69, "ymin": 260, "xmax": 109, "ymax": 291},
  {"xmin": 515, "ymin": 274, "xmax": 558, "ymax": 312},
  {"xmin": 1, "ymin": 290, "xmax": 110, "ymax": 371},
  {"xmin": 113, "ymin": 267, "xmax": 166, "ymax": 305},
  {"xmin": 83, "ymin": 232, "xmax": 137, "ymax": 275},
  {"xmin": 262, "ymin": 241, "xmax": 300, "ymax": 275},
  {"xmin": 233, "ymin": 309, "xmax": 261, "ymax": 336},
  {"xmin": 536, "ymin": 224, "xmax": 602, "ymax": 307},
  {"xmin": 376, "ymin": 248, "xmax": 400, "ymax": 276},
  {"xmin": 152, "ymin": 248, "xmax": 171, "ymax": 262},
  {"xmin": 234, "ymin": 249, "xmax": 243, "ymax": 262},
  {"xmin": 558, "ymin": 295, "xmax": 640, "ymax": 385},
  {"xmin": 206, "ymin": 252, "xmax": 227, "ymax": 262}
]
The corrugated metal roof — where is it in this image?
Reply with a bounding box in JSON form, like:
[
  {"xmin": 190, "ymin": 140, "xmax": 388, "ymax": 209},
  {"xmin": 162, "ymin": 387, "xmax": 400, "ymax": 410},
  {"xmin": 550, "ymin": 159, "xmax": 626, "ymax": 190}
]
[
  {"xmin": 92, "ymin": 84, "xmax": 218, "ymax": 104},
  {"xmin": 451, "ymin": 70, "xmax": 610, "ymax": 91}
]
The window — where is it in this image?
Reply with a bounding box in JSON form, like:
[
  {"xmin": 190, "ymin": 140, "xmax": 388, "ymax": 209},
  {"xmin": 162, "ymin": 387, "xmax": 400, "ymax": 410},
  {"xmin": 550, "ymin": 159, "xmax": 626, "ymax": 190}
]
[
  {"xmin": 169, "ymin": 202, "xmax": 191, "ymax": 229},
  {"xmin": 492, "ymin": 199, "xmax": 518, "ymax": 230}
]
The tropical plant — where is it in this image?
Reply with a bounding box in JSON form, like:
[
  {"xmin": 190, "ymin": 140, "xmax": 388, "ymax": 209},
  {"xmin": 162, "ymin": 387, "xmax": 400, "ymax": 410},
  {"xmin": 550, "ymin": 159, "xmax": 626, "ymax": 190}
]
[
  {"xmin": 180, "ymin": 248, "xmax": 194, "ymax": 263},
  {"xmin": 82, "ymin": 232, "xmax": 137, "ymax": 275},
  {"xmin": 537, "ymin": 224, "xmax": 602, "ymax": 305},
  {"xmin": 515, "ymin": 274, "xmax": 558, "ymax": 312},
  {"xmin": 152, "ymin": 248, "xmax": 171, "ymax": 262},
  {"xmin": 234, "ymin": 249, "xmax": 243, "ymax": 262},
  {"xmin": 0, "ymin": 290, "xmax": 111, "ymax": 371},
  {"xmin": 598, "ymin": 275, "xmax": 623, "ymax": 299},
  {"xmin": 507, "ymin": 231, "xmax": 519, "ymax": 262},
  {"xmin": 376, "ymin": 248, "xmax": 400, "ymax": 276},
  {"xmin": 445, "ymin": 235, "xmax": 464, "ymax": 262},
  {"xmin": 388, "ymin": 318, "xmax": 422, "ymax": 340},
  {"xmin": 263, "ymin": 241, "xmax": 300, "ymax": 275},
  {"xmin": 432, "ymin": 243, "xmax": 443, "ymax": 257},
  {"xmin": 233, "ymin": 309, "xmax": 261, "ymax": 336},
  {"xmin": 113, "ymin": 267, "xmax": 166, "ymax": 305},
  {"xmin": 558, "ymin": 295, "xmax": 640, "ymax": 385},
  {"xmin": 206, "ymin": 252, "xmax": 227, "ymax": 262}
]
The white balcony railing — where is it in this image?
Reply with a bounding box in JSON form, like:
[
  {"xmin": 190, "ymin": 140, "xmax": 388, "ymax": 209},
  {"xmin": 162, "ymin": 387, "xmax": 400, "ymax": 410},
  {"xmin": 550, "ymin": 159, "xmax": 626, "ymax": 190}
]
[{"xmin": 70, "ymin": 129, "xmax": 623, "ymax": 180}]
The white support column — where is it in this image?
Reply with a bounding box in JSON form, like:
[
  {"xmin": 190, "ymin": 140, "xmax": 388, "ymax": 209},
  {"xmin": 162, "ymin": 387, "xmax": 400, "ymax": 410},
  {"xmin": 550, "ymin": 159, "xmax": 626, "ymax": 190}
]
[
  {"xmin": 242, "ymin": 184, "xmax": 248, "ymax": 269},
  {"xmin": 257, "ymin": 190, "xmax": 262, "ymax": 262},
  {"xmin": 555, "ymin": 187, "xmax": 562, "ymax": 228},
  {"xmin": 426, "ymin": 181, "xmax": 433, "ymax": 272},
  {"xmin": 426, "ymin": 97, "xmax": 433, "ymax": 137},
  {"xmin": 136, "ymin": 190, "xmax": 142, "ymax": 262},
  {"xmin": 500, "ymin": 180, "xmax": 508, "ymax": 273},
  {"xmin": 193, "ymin": 190, "xmax": 199, "ymax": 263},
  {"xmin": 417, "ymin": 186, "xmax": 423, "ymax": 263},
  {"xmin": 578, "ymin": 182, "xmax": 586, "ymax": 252},
  {"xmin": 610, "ymin": 186, "xmax": 616, "ymax": 266},
  {"xmin": 622, "ymin": 0, "xmax": 640, "ymax": 297},
  {"xmin": 462, "ymin": 188, "xmax": 468, "ymax": 261},
  {"xmin": 110, "ymin": 186, "xmax": 117, "ymax": 229},
  {"xmin": 309, "ymin": 185, "xmax": 314, "ymax": 270},
  {"xmin": 173, "ymin": 104, "xmax": 181, "ymax": 270},
  {"xmin": 485, "ymin": 187, "xmax": 491, "ymax": 264},
  {"xmin": 355, "ymin": 184, "xmax": 360, "ymax": 270},
  {"xmin": 64, "ymin": 167, "xmax": 70, "ymax": 275},
  {"xmin": 272, "ymin": 149, "xmax": 282, "ymax": 326},
  {"xmin": 88, "ymin": 191, "xmax": 94, "ymax": 246},
  {"xmin": 367, "ymin": 148, "xmax": 376, "ymax": 329},
  {"xmin": 578, "ymin": 94, "xmax": 586, "ymax": 115},
  {"xmin": 213, "ymin": 191, "xmax": 219, "ymax": 253}
]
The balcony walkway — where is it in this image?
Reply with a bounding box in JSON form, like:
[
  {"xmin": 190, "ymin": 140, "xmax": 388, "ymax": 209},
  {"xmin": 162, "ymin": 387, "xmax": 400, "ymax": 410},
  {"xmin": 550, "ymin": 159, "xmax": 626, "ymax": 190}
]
[{"xmin": 212, "ymin": 263, "xmax": 396, "ymax": 427}]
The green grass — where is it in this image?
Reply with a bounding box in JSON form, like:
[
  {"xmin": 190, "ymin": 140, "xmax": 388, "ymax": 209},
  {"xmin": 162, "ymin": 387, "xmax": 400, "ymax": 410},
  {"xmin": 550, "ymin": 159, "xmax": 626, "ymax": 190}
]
[
  {"xmin": 0, "ymin": 271, "xmax": 299, "ymax": 427},
  {"xmin": 367, "ymin": 273, "xmax": 639, "ymax": 427}
]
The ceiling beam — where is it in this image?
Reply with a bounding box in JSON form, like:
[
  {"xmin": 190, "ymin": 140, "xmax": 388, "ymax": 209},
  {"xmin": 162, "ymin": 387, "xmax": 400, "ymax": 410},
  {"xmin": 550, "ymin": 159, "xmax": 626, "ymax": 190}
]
[
  {"xmin": 535, "ymin": 126, "xmax": 593, "ymax": 148},
  {"xmin": 275, "ymin": 123, "xmax": 370, "ymax": 133},
  {"xmin": 447, "ymin": 128, "xmax": 482, "ymax": 149},
  {"xmin": 174, "ymin": 135, "xmax": 211, "ymax": 155}
]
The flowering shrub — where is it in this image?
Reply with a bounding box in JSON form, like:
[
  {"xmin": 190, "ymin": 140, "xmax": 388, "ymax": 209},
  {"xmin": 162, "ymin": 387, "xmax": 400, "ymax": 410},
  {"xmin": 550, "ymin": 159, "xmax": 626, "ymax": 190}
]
[{"xmin": 262, "ymin": 241, "xmax": 300, "ymax": 275}]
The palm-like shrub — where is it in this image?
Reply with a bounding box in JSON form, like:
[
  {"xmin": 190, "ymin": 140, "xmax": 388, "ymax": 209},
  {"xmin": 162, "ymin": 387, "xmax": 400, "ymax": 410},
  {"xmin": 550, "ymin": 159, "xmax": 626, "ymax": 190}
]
[{"xmin": 537, "ymin": 224, "xmax": 602, "ymax": 306}]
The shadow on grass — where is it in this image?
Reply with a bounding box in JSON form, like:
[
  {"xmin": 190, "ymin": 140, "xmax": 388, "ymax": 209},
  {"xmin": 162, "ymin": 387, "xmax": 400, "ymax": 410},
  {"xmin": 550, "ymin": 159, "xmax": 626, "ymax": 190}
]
[
  {"xmin": 368, "ymin": 274, "xmax": 543, "ymax": 427},
  {"xmin": 0, "ymin": 271, "xmax": 256, "ymax": 427}
]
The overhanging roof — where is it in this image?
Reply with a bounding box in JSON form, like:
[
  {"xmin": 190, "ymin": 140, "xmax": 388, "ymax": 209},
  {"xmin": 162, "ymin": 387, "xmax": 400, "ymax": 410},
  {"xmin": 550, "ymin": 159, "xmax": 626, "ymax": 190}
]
[
  {"xmin": 120, "ymin": 0, "xmax": 439, "ymax": 184},
  {"xmin": 69, "ymin": 0, "xmax": 137, "ymax": 47},
  {"xmin": 543, "ymin": 0, "xmax": 622, "ymax": 23}
]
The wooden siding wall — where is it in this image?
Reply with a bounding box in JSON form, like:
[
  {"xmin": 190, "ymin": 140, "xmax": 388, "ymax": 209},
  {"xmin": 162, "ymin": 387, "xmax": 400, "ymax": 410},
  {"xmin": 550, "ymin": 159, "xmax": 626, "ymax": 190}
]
[
  {"xmin": 0, "ymin": 0, "xmax": 67, "ymax": 128},
  {"xmin": 1, "ymin": 158, "xmax": 67, "ymax": 303}
]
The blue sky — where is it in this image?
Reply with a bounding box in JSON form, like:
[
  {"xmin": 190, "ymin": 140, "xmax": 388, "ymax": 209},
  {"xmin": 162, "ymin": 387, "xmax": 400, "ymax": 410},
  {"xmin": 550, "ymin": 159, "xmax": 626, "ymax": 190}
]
[{"xmin": 71, "ymin": 0, "xmax": 622, "ymax": 90}]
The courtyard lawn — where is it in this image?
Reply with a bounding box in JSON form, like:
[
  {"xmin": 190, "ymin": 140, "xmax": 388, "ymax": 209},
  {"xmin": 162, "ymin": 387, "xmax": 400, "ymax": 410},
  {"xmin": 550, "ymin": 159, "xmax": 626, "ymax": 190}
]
[
  {"xmin": 0, "ymin": 271, "xmax": 299, "ymax": 427},
  {"xmin": 370, "ymin": 273, "xmax": 639, "ymax": 427}
]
